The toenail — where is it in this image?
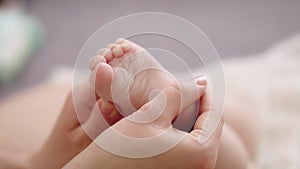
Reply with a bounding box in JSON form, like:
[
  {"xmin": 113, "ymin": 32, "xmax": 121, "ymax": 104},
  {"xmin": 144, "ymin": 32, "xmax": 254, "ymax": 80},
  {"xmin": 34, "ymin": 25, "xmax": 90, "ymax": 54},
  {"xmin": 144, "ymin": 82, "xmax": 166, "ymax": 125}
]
[{"xmin": 196, "ymin": 77, "xmax": 207, "ymax": 85}]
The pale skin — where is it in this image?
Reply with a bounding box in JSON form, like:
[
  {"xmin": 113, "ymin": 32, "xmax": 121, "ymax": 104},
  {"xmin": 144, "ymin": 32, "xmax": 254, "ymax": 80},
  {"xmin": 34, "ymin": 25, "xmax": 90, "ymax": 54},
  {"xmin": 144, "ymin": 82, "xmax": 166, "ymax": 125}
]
[
  {"xmin": 85, "ymin": 39, "xmax": 257, "ymax": 168},
  {"xmin": 0, "ymin": 39, "xmax": 260, "ymax": 169},
  {"xmin": 89, "ymin": 38, "xmax": 205, "ymax": 129},
  {"xmin": 63, "ymin": 80, "xmax": 223, "ymax": 169}
]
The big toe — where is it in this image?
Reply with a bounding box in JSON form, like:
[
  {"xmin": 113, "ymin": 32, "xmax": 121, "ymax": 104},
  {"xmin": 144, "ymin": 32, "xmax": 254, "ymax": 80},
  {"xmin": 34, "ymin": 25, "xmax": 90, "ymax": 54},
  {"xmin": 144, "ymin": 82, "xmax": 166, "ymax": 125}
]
[{"xmin": 90, "ymin": 62, "xmax": 114, "ymax": 100}]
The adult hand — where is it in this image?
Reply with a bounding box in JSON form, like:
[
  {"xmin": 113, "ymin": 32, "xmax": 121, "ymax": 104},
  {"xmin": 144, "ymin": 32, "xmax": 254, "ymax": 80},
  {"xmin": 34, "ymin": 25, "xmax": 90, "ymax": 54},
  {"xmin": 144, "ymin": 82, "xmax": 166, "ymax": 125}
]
[
  {"xmin": 28, "ymin": 81, "xmax": 115, "ymax": 169},
  {"xmin": 64, "ymin": 79, "xmax": 224, "ymax": 169}
]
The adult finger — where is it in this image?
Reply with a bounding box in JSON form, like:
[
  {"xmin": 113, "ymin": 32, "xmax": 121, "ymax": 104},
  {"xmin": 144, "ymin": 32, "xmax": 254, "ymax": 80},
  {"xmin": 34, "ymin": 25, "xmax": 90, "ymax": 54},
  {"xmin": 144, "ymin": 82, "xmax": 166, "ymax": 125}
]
[
  {"xmin": 190, "ymin": 83, "xmax": 224, "ymax": 144},
  {"xmin": 127, "ymin": 77, "xmax": 206, "ymax": 127},
  {"xmin": 57, "ymin": 81, "xmax": 96, "ymax": 130}
]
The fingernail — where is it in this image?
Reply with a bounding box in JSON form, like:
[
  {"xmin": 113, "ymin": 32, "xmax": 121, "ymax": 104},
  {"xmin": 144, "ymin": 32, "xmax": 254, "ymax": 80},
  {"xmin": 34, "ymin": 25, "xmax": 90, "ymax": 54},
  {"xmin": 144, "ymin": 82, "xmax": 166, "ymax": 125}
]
[{"xmin": 196, "ymin": 76, "xmax": 207, "ymax": 86}]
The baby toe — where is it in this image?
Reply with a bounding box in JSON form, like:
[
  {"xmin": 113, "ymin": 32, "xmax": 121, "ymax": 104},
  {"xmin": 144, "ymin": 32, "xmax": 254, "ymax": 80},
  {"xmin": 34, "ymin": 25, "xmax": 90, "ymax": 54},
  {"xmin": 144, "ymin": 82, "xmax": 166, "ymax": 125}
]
[
  {"xmin": 112, "ymin": 44, "xmax": 124, "ymax": 58},
  {"xmin": 89, "ymin": 55, "xmax": 106, "ymax": 71},
  {"xmin": 120, "ymin": 40, "xmax": 132, "ymax": 53},
  {"xmin": 97, "ymin": 48, "xmax": 108, "ymax": 55},
  {"xmin": 98, "ymin": 48, "xmax": 113, "ymax": 62}
]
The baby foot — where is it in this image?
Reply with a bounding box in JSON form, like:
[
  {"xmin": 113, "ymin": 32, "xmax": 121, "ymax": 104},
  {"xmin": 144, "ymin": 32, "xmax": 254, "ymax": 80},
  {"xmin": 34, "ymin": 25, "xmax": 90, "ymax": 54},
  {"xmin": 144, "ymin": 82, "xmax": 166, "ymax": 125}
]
[
  {"xmin": 90, "ymin": 39, "xmax": 176, "ymax": 111},
  {"xmin": 89, "ymin": 39, "xmax": 206, "ymax": 121}
]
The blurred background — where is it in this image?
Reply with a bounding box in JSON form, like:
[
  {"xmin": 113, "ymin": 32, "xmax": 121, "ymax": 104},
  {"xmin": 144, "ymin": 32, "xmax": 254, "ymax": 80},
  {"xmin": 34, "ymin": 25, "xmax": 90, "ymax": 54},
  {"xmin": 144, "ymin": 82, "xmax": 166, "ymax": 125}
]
[{"xmin": 0, "ymin": 0, "xmax": 300, "ymax": 97}]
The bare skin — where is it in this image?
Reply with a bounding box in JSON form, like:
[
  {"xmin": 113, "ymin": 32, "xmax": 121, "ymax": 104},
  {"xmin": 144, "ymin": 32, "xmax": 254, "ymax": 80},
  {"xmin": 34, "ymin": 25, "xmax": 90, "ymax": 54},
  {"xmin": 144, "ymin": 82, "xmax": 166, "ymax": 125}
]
[
  {"xmin": 0, "ymin": 81, "xmax": 257, "ymax": 169},
  {"xmin": 0, "ymin": 39, "xmax": 259, "ymax": 169},
  {"xmin": 88, "ymin": 39, "xmax": 257, "ymax": 169},
  {"xmin": 89, "ymin": 38, "xmax": 176, "ymax": 110},
  {"xmin": 89, "ymin": 38, "xmax": 202, "ymax": 130},
  {"xmin": 32, "ymin": 76, "xmax": 210, "ymax": 169}
]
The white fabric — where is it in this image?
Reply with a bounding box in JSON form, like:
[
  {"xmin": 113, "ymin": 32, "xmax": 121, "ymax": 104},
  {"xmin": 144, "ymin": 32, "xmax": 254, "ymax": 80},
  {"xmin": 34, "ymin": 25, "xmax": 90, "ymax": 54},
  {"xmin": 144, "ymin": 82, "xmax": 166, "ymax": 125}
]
[{"xmin": 223, "ymin": 34, "xmax": 300, "ymax": 169}]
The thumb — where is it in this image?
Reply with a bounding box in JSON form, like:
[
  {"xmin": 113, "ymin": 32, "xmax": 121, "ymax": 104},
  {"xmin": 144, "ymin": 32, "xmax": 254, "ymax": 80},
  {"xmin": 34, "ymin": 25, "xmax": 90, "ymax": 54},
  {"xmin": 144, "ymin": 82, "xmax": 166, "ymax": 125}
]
[
  {"xmin": 173, "ymin": 76, "xmax": 207, "ymax": 131},
  {"xmin": 127, "ymin": 77, "xmax": 206, "ymax": 127},
  {"xmin": 189, "ymin": 85, "xmax": 224, "ymax": 143},
  {"xmin": 178, "ymin": 76, "xmax": 207, "ymax": 111},
  {"xmin": 56, "ymin": 81, "xmax": 96, "ymax": 130}
]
